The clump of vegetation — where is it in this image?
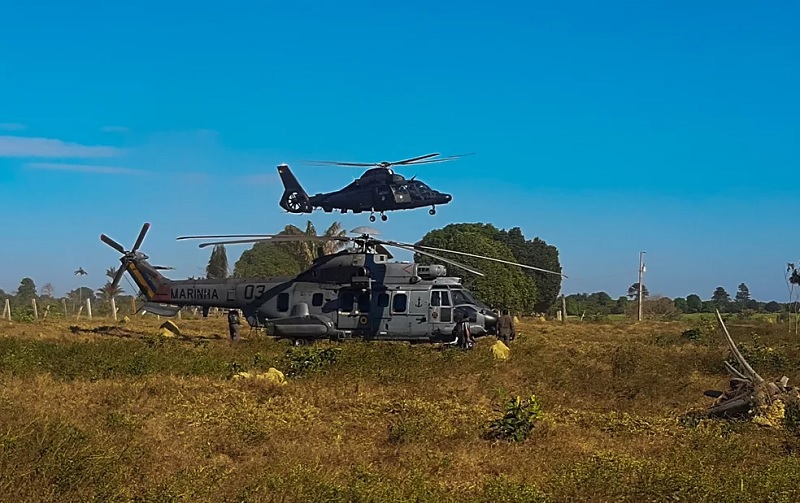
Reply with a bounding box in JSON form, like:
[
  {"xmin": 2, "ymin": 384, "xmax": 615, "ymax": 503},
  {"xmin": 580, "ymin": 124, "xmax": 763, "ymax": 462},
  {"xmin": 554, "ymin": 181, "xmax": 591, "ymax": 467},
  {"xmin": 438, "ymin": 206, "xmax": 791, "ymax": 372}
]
[
  {"xmin": 728, "ymin": 334, "xmax": 792, "ymax": 375},
  {"xmin": 681, "ymin": 316, "xmax": 717, "ymax": 341},
  {"xmin": 483, "ymin": 394, "xmax": 542, "ymax": 442},
  {"xmin": 610, "ymin": 345, "xmax": 639, "ymax": 378},
  {"xmin": 284, "ymin": 346, "xmax": 341, "ymax": 376},
  {"xmin": 5, "ymin": 315, "xmax": 800, "ymax": 501},
  {"xmin": 784, "ymin": 398, "xmax": 800, "ymax": 436}
]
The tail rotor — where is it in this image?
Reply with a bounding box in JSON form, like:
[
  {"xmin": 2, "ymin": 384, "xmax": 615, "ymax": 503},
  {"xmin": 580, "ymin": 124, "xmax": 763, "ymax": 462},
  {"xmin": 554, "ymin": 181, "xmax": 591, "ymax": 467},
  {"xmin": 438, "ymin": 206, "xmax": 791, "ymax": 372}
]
[{"xmin": 100, "ymin": 222, "xmax": 152, "ymax": 291}]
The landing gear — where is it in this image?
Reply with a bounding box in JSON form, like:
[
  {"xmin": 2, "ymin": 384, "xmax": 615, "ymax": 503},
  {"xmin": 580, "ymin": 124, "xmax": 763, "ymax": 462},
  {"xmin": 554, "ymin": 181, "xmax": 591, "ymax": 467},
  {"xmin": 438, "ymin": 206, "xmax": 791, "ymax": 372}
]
[
  {"xmin": 370, "ymin": 211, "xmax": 388, "ymax": 222},
  {"xmin": 429, "ymin": 206, "xmax": 436, "ymax": 215},
  {"xmin": 381, "ymin": 213, "xmax": 388, "ymax": 221},
  {"xmin": 369, "ymin": 214, "xmax": 376, "ymax": 222}
]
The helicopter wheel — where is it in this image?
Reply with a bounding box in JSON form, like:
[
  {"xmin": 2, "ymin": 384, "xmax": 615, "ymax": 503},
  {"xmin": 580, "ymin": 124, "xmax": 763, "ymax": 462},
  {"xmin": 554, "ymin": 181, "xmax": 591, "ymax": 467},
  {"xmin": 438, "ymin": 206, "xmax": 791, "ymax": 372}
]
[
  {"xmin": 381, "ymin": 213, "xmax": 388, "ymax": 221},
  {"xmin": 369, "ymin": 214, "xmax": 376, "ymax": 222},
  {"xmin": 429, "ymin": 207, "xmax": 436, "ymax": 215}
]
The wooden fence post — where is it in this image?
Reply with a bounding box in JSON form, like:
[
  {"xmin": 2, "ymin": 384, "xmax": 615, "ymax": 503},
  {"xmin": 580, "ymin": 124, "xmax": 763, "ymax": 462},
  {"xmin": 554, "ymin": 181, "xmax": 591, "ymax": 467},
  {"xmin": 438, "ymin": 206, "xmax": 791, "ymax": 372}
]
[
  {"xmin": 111, "ymin": 296, "xmax": 118, "ymax": 321},
  {"xmin": 86, "ymin": 298, "xmax": 93, "ymax": 319},
  {"xmin": 2, "ymin": 299, "xmax": 10, "ymax": 320},
  {"xmin": 32, "ymin": 299, "xmax": 39, "ymax": 320},
  {"xmin": 62, "ymin": 298, "xmax": 67, "ymax": 317}
]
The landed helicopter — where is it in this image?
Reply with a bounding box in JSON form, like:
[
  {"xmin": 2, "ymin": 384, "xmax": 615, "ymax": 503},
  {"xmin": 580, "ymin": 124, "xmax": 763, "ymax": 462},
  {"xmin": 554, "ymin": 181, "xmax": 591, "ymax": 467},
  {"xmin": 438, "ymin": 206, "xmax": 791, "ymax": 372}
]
[
  {"xmin": 278, "ymin": 152, "xmax": 470, "ymax": 222},
  {"xmin": 100, "ymin": 223, "xmax": 566, "ymax": 346}
]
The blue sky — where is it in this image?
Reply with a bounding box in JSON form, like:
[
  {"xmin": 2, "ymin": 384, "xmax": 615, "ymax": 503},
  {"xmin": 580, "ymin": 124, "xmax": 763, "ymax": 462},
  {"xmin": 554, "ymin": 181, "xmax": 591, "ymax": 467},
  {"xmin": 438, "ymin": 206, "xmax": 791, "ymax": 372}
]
[{"xmin": 0, "ymin": 1, "xmax": 797, "ymax": 302}]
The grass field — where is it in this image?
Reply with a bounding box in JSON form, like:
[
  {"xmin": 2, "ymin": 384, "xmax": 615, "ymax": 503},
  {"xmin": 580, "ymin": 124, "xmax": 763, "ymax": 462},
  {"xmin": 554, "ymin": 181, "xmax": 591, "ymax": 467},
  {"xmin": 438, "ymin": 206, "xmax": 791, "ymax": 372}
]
[{"xmin": 1, "ymin": 314, "xmax": 800, "ymax": 502}]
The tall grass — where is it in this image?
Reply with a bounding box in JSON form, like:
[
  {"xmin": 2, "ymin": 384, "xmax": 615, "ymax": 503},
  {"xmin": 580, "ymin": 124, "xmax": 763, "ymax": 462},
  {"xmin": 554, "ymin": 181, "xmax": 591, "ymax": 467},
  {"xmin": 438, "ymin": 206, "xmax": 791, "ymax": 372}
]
[{"xmin": 1, "ymin": 316, "xmax": 799, "ymax": 501}]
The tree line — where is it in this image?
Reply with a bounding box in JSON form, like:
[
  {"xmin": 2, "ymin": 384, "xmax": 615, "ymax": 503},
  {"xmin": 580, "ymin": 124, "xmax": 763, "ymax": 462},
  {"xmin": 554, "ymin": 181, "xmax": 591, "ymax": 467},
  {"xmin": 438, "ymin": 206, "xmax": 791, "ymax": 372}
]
[
  {"xmin": 2, "ymin": 220, "xmax": 794, "ymax": 322},
  {"xmin": 0, "ymin": 267, "xmax": 138, "ymax": 321},
  {"xmin": 566, "ymin": 281, "xmax": 795, "ymax": 318}
]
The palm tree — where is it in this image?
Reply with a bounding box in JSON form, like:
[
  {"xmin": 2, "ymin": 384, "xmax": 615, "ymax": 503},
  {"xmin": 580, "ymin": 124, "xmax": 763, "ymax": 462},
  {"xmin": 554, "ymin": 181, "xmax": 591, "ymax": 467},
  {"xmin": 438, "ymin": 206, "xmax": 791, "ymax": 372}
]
[
  {"xmin": 74, "ymin": 267, "xmax": 88, "ymax": 312},
  {"xmin": 278, "ymin": 220, "xmax": 347, "ymax": 269}
]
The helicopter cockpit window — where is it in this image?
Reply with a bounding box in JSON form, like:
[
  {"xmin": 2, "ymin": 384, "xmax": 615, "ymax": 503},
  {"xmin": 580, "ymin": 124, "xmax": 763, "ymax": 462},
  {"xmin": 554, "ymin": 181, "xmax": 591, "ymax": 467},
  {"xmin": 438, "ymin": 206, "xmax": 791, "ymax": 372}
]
[
  {"xmin": 451, "ymin": 289, "xmax": 480, "ymax": 307},
  {"xmin": 392, "ymin": 293, "xmax": 408, "ymax": 313},
  {"xmin": 406, "ymin": 183, "xmax": 421, "ymax": 201},
  {"xmin": 431, "ymin": 291, "xmax": 441, "ymax": 307},
  {"xmin": 312, "ymin": 293, "xmax": 324, "ymax": 307},
  {"xmin": 417, "ymin": 182, "xmax": 433, "ymax": 198}
]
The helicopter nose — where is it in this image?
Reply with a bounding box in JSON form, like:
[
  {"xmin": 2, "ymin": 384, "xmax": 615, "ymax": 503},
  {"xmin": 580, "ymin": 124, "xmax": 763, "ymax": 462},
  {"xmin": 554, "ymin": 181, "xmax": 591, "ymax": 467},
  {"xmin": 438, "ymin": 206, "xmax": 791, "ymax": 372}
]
[{"xmin": 440, "ymin": 193, "xmax": 452, "ymax": 203}]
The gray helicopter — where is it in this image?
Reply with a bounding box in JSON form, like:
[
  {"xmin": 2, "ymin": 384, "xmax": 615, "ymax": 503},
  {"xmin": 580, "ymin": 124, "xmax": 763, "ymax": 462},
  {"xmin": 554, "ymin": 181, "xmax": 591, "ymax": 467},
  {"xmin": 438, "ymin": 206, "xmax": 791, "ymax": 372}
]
[{"xmin": 100, "ymin": 223, "xmax": 566, "ymax": 345}]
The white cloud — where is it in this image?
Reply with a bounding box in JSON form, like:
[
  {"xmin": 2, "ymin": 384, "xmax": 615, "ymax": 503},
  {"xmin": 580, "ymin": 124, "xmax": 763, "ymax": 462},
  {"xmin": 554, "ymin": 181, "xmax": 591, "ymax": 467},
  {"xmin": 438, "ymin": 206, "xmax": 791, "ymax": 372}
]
[
  {"xmin": 101, "ymin": 126, "xmax": 129, "ymax": 133},
  {"xmin": 0, "ymin": 135, "xmax": 123, "ymax": 158},
  {"xmin": 0, "ymin": 123, "xmax": 26, "ymax": 131},
  {"xmin": 25, "ymin": 162, "xmax": 142, "ymax": 175}
]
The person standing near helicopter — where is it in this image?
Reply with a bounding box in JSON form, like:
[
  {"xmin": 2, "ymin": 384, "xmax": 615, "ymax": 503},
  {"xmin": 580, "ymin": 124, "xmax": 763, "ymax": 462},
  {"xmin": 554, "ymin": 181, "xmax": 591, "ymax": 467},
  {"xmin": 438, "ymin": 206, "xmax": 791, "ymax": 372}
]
[
  {"xmin": 497, "ymin": 309, "xmax": 516, "ymax": 344},
  {"xmin": 227, "ymin": 309, "xmax": 242, "ymax": 342},
  {"xmin": 452, "ymin": 309, "xmax": 474, "ymax": 350}
]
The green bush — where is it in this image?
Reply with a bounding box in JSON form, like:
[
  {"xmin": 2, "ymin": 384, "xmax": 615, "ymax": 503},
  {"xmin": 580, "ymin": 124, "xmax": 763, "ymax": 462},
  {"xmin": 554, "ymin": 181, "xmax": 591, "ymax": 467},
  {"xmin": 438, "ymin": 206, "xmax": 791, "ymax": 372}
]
[
  {"xmin": 484, "ymin": 395, "xmax": 542, "ymax": 442},
  {"xmin": 682, "ymin": 316, "xmax": 717, "ymax": 341},
  {"xmin": 284, "ymin": 346, "xmax": 341, "ymax": 376},
  {"xmin": 728, "ymin": 334, "xmax": 792, "ymax": 375},
  {"xmin": 785, "ymin": 398, "xmax": 800, "ymax": 436}
]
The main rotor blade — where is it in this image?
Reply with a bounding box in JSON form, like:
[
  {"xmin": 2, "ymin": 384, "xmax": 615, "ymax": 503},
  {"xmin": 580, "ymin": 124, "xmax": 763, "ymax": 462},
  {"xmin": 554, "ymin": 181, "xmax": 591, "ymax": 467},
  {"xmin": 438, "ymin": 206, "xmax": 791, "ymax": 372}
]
[
  {"xmin": 410, "ymin": 243, "xmax": 567, "ymax": 278},
  {"xmin": 391, "ymin": 153, "xmax": 440, "ymax": 165},
  {"xmin": 401, "ymin": 153, "xmax": 475, "ymax": 165},
  {"xmin": 132, "ymin": 223, "xmax": 151, "ymax": 252},
  {"xmin": 100, "ymin": 234, "xmax": 126, "ymax": 254},
  {"xmin": 196, "ymin": 235, "xmax": 352, "ymax": 249},
  {"xmin": 177, "ymin": 233, "xmax": 283, "ymax": 241},
  {"xmin": 306, "ymin": 160, "xmax": 377, "ymax": 167},
  {"xmin": 307, "ymin": 153, "xmax": 444, "ymax": 168},
  {"xmin": 110, "ymin": 266, "xmax": 126, "ymax": 291},
  {"xmin": 383, "ymin": 242, "xmax": 484, "ymax": 277}
]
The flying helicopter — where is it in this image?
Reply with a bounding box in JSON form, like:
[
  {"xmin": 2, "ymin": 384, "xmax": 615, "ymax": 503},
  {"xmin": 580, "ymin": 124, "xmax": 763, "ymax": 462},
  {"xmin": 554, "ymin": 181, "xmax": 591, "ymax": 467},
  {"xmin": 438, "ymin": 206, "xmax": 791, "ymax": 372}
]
[
  {"xmin": 278, "ymin": 152, "xmax": 470, "ymax": 222},
  {"xmin": 100, "ymin": 222, "xmax": 566, "ymax": 346}
]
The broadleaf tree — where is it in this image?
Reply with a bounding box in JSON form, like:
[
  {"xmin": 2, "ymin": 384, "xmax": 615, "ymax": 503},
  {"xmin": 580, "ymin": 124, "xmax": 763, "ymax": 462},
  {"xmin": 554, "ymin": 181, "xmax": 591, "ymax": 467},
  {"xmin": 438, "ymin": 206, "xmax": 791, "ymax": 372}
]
[{"xmin": 414, "ymin": 224, "xmax": 539, "ymax": 313}]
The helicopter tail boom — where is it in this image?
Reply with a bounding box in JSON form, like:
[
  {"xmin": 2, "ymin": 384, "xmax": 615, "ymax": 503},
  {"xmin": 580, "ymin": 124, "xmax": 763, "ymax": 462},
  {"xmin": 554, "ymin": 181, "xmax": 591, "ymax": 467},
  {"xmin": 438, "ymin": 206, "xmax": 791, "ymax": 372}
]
[{"xmin": 277, "ymin": 164, "xmax": 313, "ymax": 213}]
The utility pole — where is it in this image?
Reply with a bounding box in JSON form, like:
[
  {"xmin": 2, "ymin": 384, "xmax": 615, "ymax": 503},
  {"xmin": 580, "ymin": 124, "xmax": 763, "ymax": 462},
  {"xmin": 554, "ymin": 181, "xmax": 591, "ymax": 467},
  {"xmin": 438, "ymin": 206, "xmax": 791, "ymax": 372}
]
[{"xmin": 637, "ymin": 251, "xmax": 646, "ymax": 321}]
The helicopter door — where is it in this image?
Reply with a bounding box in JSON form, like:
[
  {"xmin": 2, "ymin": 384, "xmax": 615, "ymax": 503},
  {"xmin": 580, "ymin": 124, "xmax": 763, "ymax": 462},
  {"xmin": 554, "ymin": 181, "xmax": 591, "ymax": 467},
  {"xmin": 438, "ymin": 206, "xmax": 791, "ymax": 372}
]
[
  {"xmin": 374, "ymin": 186, "xmax": 392, "ymax": 209},
  {"xmin": 429, "ymin": 289, "xmax": 453, "ymax": 326},
  {"xmin": 336, "ymin": 289, "xmax": 371, "ymax": 333},
  {"xmin": 407, "ymin": 290, "xmax": 429, "ymax": 337}
]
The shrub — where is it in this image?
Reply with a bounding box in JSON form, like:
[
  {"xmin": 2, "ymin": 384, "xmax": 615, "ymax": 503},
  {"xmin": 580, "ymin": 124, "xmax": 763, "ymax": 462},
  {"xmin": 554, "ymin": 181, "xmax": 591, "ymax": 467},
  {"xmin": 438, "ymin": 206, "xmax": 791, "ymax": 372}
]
[
  {"xmin": 785, "ymin": 398, "xmax": 800, "ymax": 436},
  {"xmin": 681, "ymin": 316, "xmax": 717, "ymax": 341},
  {"xmin": 284, "ymin": 346, "xmax": 341, "ymax": 376},
  {"xmin": 728, "ymin": 334, "xmax": 792, "ymax": 375},
  {"xmin": 483, "ymin": 395, "xmax": 542, "ymax": 442}
]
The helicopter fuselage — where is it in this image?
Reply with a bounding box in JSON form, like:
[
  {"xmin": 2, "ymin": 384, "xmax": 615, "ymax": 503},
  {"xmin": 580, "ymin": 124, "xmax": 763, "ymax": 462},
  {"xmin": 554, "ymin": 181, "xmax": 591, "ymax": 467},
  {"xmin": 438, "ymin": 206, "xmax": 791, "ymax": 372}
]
[
  {"xmin": 135, "ymin": 251, "xmax": 497, "ymax": 343},
  {"xmin": 278, "ymin": 165, "xmax": 452, "ymax": 219}
]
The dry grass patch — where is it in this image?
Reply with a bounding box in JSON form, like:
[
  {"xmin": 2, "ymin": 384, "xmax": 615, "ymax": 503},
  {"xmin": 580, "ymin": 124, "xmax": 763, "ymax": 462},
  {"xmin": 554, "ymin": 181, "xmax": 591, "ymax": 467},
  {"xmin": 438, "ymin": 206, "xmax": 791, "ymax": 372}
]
[{"xmin": 1, "ymin": 317, "xmax": 800, "ymax": 501}]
